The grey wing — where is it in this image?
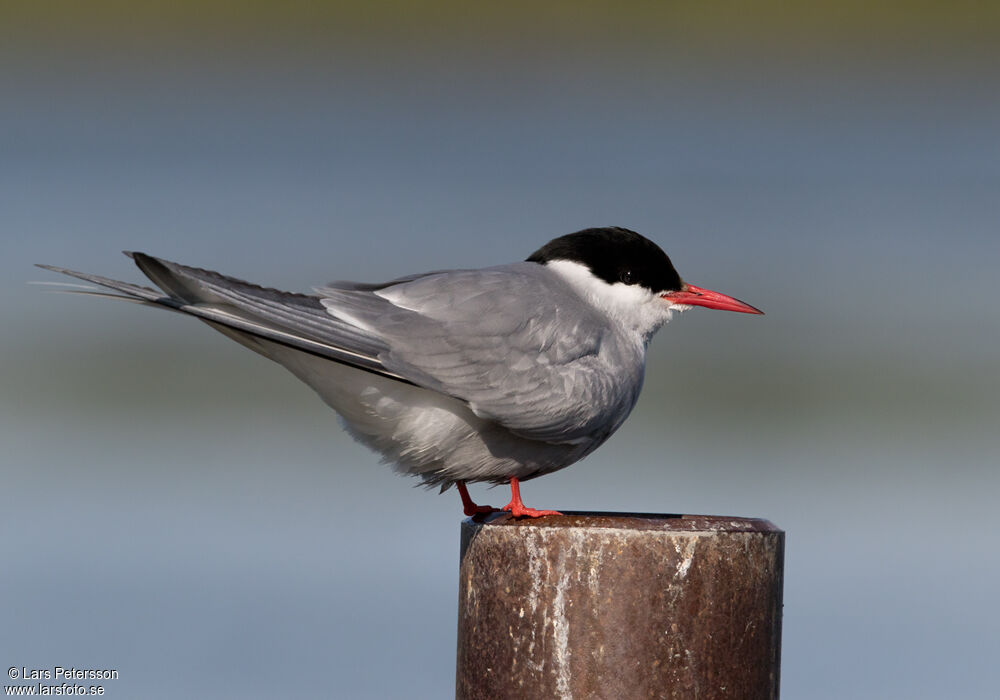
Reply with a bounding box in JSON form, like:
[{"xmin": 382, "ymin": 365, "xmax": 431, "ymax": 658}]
[
  {"xmin": 40, "ymin": 255, "xmax": 638, "ymax": 445},
  {"xmin": 320, "ymin": 264, "xmax": 635, "ymax": 445},
  {"xmin": 38, "ymin": 253, "xmax": 411, "ymax": 385}
]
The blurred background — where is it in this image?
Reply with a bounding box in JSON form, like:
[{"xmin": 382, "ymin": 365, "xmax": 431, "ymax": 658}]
[{"xmin": 2, "ymin": 1, "xmax": 998, "ymax": 697}]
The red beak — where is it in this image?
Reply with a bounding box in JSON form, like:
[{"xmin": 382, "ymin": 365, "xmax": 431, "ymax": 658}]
[{"xmin": 662, "ymin": 283, "xmax": 763, "ymax": 315}]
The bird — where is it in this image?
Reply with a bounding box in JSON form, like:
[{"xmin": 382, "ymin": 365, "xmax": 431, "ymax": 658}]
[{"xmin": 38, "ymin": 227, "xmax": 762, "ymax": 517}]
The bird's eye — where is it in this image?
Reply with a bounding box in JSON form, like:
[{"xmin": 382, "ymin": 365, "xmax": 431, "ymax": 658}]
[{"xmin": 619, "ymin": 269, "xmax": 634, "ymax": 284}]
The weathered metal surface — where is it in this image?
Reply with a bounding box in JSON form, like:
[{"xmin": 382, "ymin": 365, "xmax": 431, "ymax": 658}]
[{"xmin": 456, "ymin": 512, "xmax": 784, "ymax": 700}]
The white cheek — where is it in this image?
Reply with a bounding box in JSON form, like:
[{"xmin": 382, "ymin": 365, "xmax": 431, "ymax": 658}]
[
  {"xmin": 547, "ymin": 260, "xmax": 648, "ymax": 307},
  {"xmin": 545, "ymin": 259, "xmax": 675, "ymax": 339}
]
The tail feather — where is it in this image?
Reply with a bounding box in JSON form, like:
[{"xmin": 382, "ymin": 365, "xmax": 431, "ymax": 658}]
[
  {"xmin": 35, "ymin": 264, "xmax": 174, "ymax": 306},
  {"xmin": 35, "ymin": 256, "xmax": 416, "ymax": 386}
]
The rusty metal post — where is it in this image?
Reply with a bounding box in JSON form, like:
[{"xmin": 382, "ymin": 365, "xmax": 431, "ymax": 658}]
[{"xmin": 456, "ymin": 513, "xmax": 783, "ymax": 699}]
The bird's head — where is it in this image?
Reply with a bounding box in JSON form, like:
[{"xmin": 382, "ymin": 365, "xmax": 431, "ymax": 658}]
[{"xmin": 527, "ymin": 227, "xmax": 762, "ymax": 341}]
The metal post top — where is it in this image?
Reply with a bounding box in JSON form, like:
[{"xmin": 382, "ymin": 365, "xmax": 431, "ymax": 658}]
[{"xmin": 462, "ymin": 512, "xmax": 782, "ymax": 535}]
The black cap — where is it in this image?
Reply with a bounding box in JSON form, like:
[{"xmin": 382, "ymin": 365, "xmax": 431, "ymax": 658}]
[{"xmin": 527, "ymin": 227, "xmax": 682, "ymax": 293}]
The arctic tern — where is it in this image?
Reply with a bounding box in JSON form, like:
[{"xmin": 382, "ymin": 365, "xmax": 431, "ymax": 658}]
[{"xmin": 39, "ymin": 227, "xmax": 762, "ymax": 517}]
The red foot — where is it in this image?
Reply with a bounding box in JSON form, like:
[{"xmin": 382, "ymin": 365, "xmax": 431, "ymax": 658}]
[
  {"xmin": 456, "ymin": 481, "xmax": 498, "ymax": 517},
  {"xmin": 501, "ymin": 477, "xmax": 561, "ymax": 518}
]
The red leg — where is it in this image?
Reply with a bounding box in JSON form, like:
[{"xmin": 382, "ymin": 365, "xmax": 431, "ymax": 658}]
[
  {"xmin": 501, "ymin": 477, "xmax": 561, "ymax": 518},
  {"xmin": 457, "ymin": 481, "xmax": 498, "ymax": 516}
]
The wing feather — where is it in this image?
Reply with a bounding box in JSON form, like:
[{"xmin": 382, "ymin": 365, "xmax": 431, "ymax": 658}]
[
  {"xmin": 36, "ymin": 257, "xmax": 411, "ymax": 385},
  {"xmin": 322, "ymin": 264, "xmax": 642, "ymax": 444},
  {"xmin": 39, "ymin": 256, "xmax": 642, "ymax": 446}
]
